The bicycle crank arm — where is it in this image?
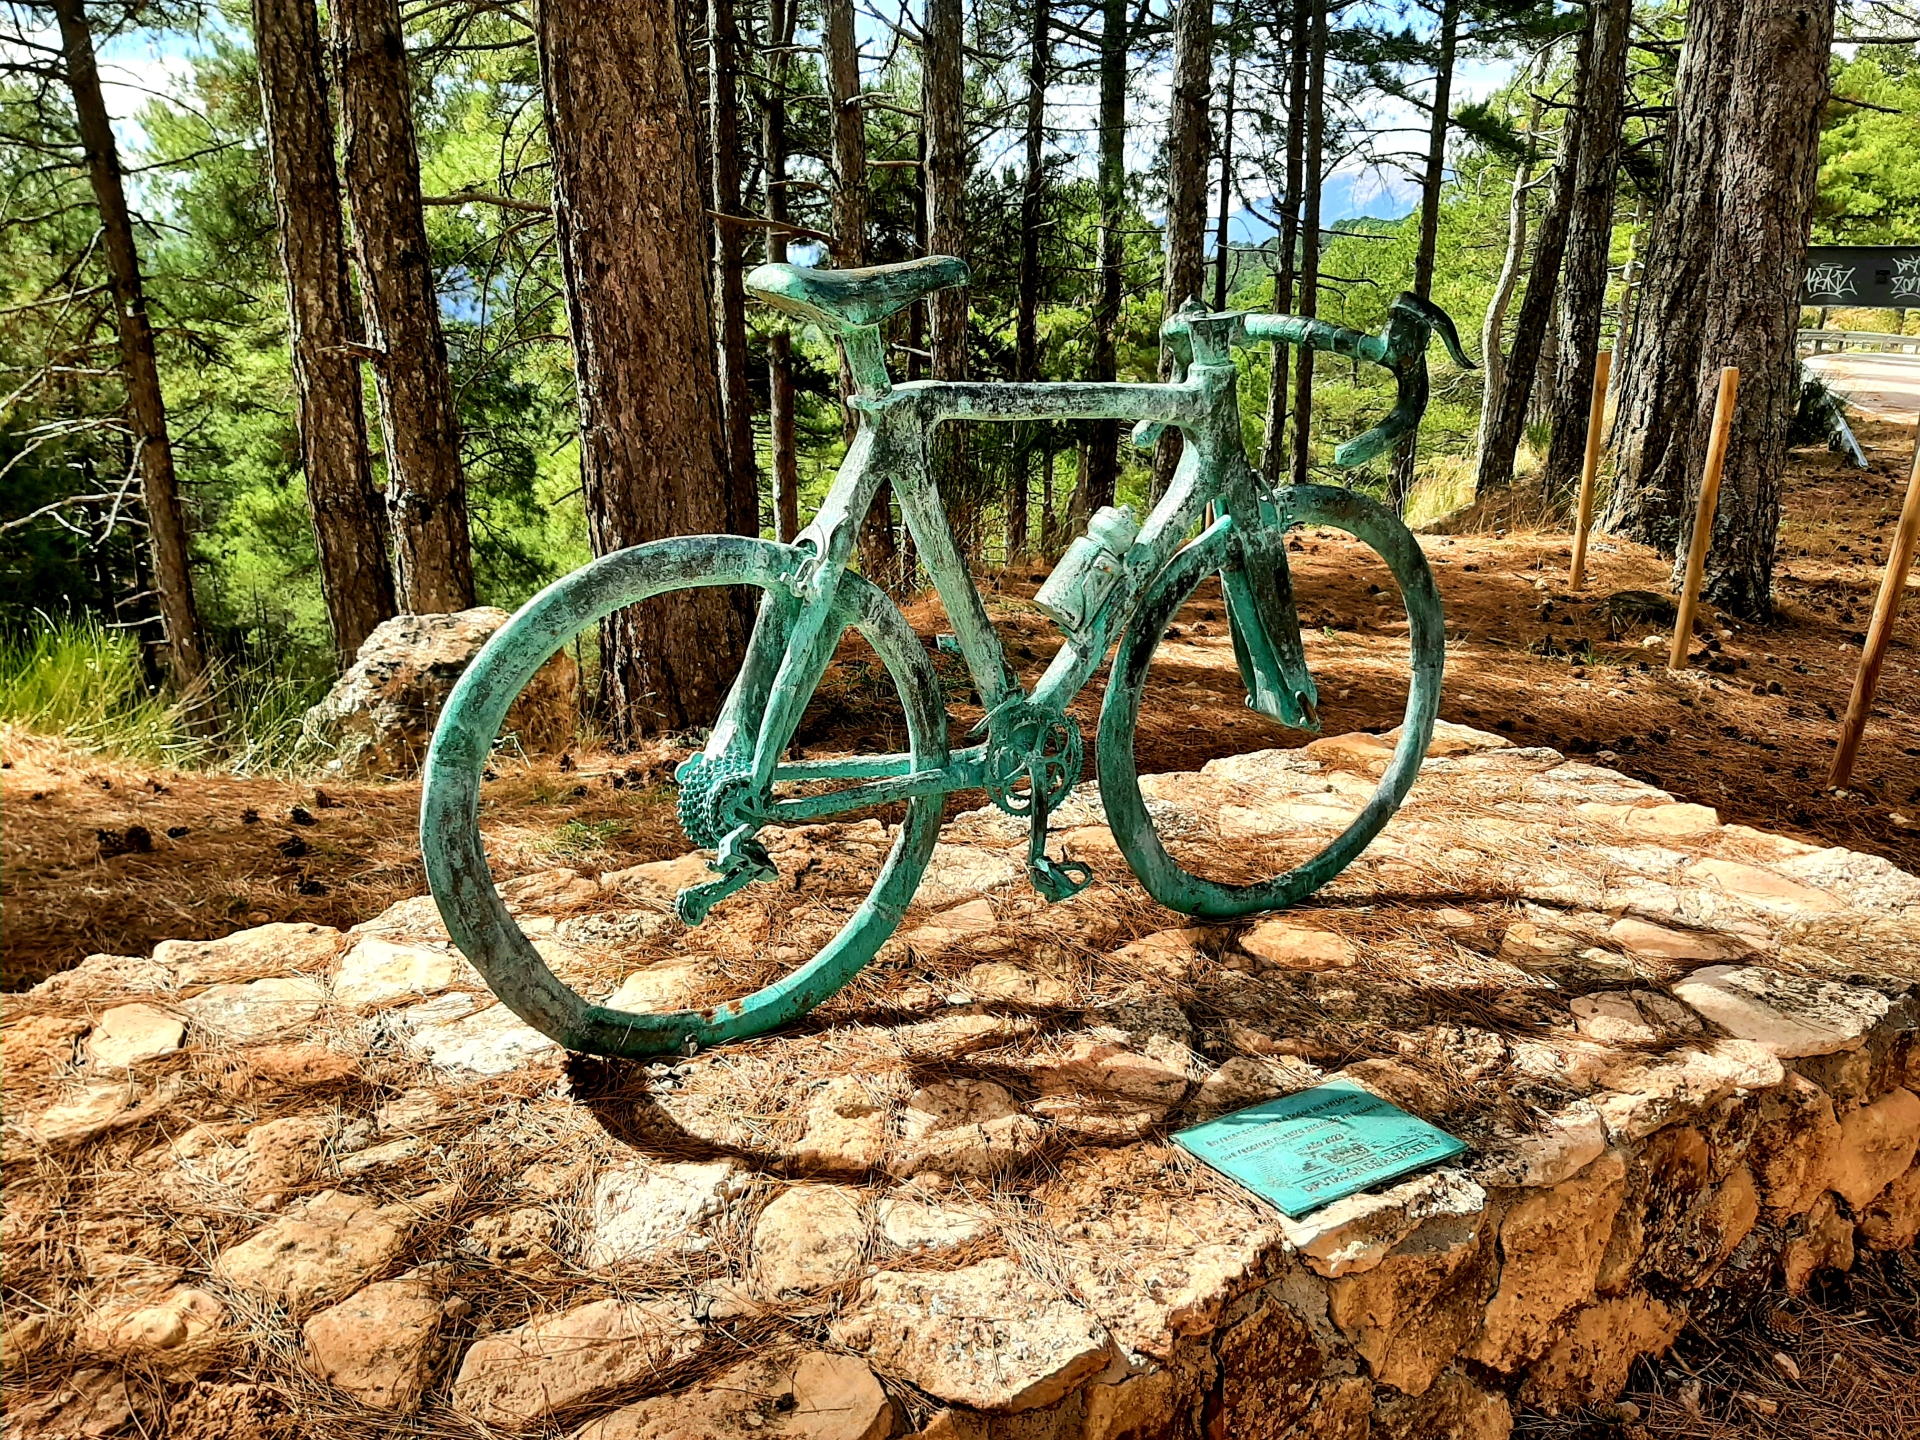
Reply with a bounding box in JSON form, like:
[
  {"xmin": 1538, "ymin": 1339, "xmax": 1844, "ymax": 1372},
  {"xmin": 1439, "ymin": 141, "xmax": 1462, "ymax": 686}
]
[{"xmin": 1025, "ymin": 766, "xmax": 1092, "ymax": 902}]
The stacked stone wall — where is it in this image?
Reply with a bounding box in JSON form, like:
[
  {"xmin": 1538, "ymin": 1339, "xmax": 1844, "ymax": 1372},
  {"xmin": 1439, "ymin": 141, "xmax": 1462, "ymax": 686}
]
[{"xmin": 5, "ymin": 725, "xmax": 1917, "ymax": 1439}]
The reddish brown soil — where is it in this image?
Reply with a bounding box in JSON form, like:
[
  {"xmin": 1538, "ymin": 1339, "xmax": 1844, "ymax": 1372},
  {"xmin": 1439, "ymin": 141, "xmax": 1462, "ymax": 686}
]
[{"xmin": 4, "ymin": 420, "xmax": 1915, "ymax": 990}]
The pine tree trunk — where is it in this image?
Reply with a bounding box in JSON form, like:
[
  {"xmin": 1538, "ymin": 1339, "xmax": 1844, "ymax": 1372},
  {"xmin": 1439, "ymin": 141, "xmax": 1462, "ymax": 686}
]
[
  {"xmin": 1260, "ymin": 0, "xmax": 1308, "ymax": 482},
  {"xmin": 1472, "ymin": 59, "xmax": 1543, "ymax": 477},
  {"xmin": 1684, "ymin": 0, "xmax": 1836, "ymax": 619},
  {"xmin": 55, "ymin": 0, "xmax": 206, "ymax": 688},
  {"xmin": 709, "ymin": 0, "xmax": 758, "ymax": 537},
  {"xmin": 1602, "ymin": 0, "xmax": 1740, "ymax": 552},
  {"xmin": 535, "ymin": 0, "xmax": 748, "ymax": 739},
  {"xmin": 1150, "ymin": 0, "xmax": 1212, "ymax": 503},
  {"xmin": 1473, "ymin": 12, "xmax": 1592, "ymax": 495},
  {"xmin": 822, "ymin": 0, "xmax": 895, "ymax": 584},
  {"xmin": 924, "ymin": 0, "xmax": 967, "ymax": 380},
  {"xmin": 1386, "ymin": 0, "xmax": 1460, "ymax": 512},
  {"xmin": 764, "ymin": 0, "xmax": 800, "ymax": 544},
  {"xmin": 1289, "ymin": 0, "xmax": 1327, "ymax": 488},
  {"xmin": 1382, "ymin": 0, "xmax": 1451, "ymax": 514},
  {"xmin": 1011, "ymin": 0, "xmax": 1050, "ymax": 562},
  {"xmin": 924, "ymin": 0, "xmax": 972, "ymax": 553},
  {"xmin": 1086, "ymin": 0, "xmax": 1127, "ymax": 516},
  {"xmin": 334, "ymin": 0, "xmax": 474, "ymax": 613},
  {"xmin": 1211, "ymin": 17, "xmax": 1239, "ymax": 313},
  {"xmin": 250, "ymin": 0, "xmax": 395, "ymax": 662},
  {"xmin": 1538, "ymin": 0, "xmax": 1632, "ymax": 505}
]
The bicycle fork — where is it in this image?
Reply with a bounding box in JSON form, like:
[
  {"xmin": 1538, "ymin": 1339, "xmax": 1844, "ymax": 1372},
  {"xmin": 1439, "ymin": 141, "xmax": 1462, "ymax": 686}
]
[{"xmin": 1218, "ymin": 469, "xmax": 1322, "ymax": 733}]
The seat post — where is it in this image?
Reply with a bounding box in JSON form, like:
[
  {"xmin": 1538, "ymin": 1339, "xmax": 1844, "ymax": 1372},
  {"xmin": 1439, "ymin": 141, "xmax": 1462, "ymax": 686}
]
[{"xmin": 842, "ymin": 324, "xmax": 891, "ymax": 400}]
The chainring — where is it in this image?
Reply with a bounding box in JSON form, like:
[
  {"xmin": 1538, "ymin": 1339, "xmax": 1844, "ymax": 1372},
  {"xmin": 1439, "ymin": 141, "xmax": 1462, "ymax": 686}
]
[{"xmin": 983, "ymin": 701, "xmax": 1084, "ymax": 818}]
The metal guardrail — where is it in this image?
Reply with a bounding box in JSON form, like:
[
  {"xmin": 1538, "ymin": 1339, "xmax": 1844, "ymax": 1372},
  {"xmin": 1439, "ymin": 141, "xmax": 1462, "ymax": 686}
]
[{"xmin": 1798, "ymin": 329, "xmax": 1920, "ymax": 354}]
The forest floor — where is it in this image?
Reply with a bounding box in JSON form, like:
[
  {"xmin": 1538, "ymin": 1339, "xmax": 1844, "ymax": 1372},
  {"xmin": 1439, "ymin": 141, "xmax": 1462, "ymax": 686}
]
[{"xmin": 4, "ymin": 418, "xmax": 1917, "ymax": 994}]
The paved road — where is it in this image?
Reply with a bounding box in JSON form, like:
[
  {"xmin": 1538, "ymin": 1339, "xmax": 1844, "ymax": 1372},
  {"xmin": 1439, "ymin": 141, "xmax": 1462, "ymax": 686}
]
[{"xmin": 1802, "ymin": 350, "xmax": 1920, "ymax": 422}]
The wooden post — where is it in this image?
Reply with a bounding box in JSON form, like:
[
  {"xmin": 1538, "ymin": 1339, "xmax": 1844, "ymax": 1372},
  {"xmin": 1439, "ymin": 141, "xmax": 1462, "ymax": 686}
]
[
  {"xmin": 1669, "ymin": 366, "xmax": 1740, "ymax": 671},
  {"xmin": 1568, "ymin": 347, "xmax": 1613, "ymax": 590},
  {"xmin": 1829, "ymin": 422, "xmax": 1920, "ymax": 787}
]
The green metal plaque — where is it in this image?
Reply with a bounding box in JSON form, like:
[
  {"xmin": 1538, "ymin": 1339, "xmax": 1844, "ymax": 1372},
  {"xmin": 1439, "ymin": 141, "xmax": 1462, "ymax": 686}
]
[{"xmin": 1174, "ymin": 1079, "xmax": 1468, "ymax": 1218}]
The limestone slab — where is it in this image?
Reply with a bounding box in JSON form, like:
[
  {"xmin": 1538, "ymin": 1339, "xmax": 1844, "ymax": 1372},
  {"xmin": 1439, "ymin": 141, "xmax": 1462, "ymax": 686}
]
[
  {"xmin": 1239, "ymin": 920, "xmax": 1358, "ymax": 971},
  {"xmin": 1859, "ymin": 1162, "xmax": 1920, "ymax": 1251},
  {"xmin": 895, "ymin": 1079, "xmax": 1039, "ymax": 1177},
  {"xmin": 84, "ymin": 1003, "xmax": 185, "ymax": 1068},
  {"xmin": 1518, "ymin": 1291, "xmax": 1684, "ymax": 1414},
  {"xmin": 154, "ymin": 922, "xmax": 345, "ymax": 983},
  {"xmin": 409, "ymin": 1001, "xmax": 558, "ymax": 1075},
  {"xmin": 215, "ymin": 1190, "xmax": 410, "ymax": 1312},
  {"xmin": 1670, "ymin": 966, "xmax": 1889, "ymax": 1057},
  {"xmin": 754, "ymin": 1184, "xmax": 865, "ymax": 1295},
  {"xmin": 332, "ymin": 938, "xmax": 461, "ymax": 1009},
  {"xmin": 1466, "ymin": 1153, "xmax": 1628, "ymax": 1372},
  {"xmin": 303, "ymin": 1278, "xmax": 444, "ymax": 1412},
  {"xmin": 1831, "ymin": 1086, "xmax": 1920, "ymax": 1208},
  {"xmin": 576, "ymin": 1352, "xmax": 892, "ymax": 1440},
  {"xmin": 1591, "ymin": 1040, "xmax": 1785, "ymax": 1143},
  {"xmin": 1329, "ymin": 1209, "xmax": 1497, "ymax": 1395},
  {"xmin": 452, "ymin": 1298, "xmax": 701, "ymax": 1427},
  {"xmin": 1278, "ymin": 1169, "xmax": 1488, "ymax": 1279},
  {"xmin": 789, "ymin": 1075, "xmax": 894, "ymax": 1172},
  {"xmin": 830, "ymin": 1257, "xmax": 1109, "ymax": 1412},
  {"xmin": 182, "ymin": 976, "xmax": 326, "ymax": 1044},
  {"xmin": 1473, "ymin": 1103, "xmax": 1608, "ymax": 1189},
  {"xmin": 585, "ymin": 1158, "xmax": 745, "ymax": 1269},
  {"xmin": 1570, "ymin": 991, "xmax": 1700, "ymax": 1046}
]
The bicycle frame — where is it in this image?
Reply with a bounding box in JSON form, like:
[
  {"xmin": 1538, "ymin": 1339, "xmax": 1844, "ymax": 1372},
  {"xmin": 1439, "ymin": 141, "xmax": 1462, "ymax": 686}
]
[
  {"xmin": 420, "ymin": 263, "xmax": 1459, "ymax": 1056},
  {"xmin": 698, "ymin": 304, "xmax": 1317, "ymax": 839}
]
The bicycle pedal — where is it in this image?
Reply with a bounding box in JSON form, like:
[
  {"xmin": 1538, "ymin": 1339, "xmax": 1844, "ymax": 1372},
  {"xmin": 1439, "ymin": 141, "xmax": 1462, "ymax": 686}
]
[{"xmin": 1028, "ymin": 855, "xmax": 1093, "ymax": 903}]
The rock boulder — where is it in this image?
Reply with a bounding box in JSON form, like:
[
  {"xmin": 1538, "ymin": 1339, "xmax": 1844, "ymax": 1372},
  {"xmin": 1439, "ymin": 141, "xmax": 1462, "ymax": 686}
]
[{"xmin": 302, "ymin": 607, "xmax": 578, "ymax": 777}]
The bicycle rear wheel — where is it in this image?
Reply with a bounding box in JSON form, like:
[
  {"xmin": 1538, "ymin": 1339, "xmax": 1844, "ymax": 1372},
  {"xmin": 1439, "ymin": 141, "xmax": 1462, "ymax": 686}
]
[
  {"xmin": 1096, "ymin": 484, "xmax": 1443, "ymax": 918},
  {"xmin": 420, "ymin": 535, "xmax": 948, "ymax": 1058}
]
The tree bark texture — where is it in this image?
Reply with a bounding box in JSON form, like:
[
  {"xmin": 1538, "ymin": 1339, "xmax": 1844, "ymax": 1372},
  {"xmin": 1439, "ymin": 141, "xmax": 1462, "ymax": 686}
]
[
  {"xmin": 1086, "ymin": 0, "xmax": 1127, "ymax": 516},
  {"xmin": 1387, "ymin": 0, "xmax": 1461, "ymax": 513},
  {"xmin": 1289, "ymin": 0, "xmax": 1326, "ymax": 489},
  {"xmin": 1011, "ymin": 0, "xmax": 1050, "ymax": 560},
  {"xmin": 1682, "ymin": 0, "xmax": 1836, "ymax": 618},
  {"xmin": 764, "ymin": 0, "xmax": 800, "ymax": 543},
  {"xmin": 1211, "ymin": 13, "xmax": 1239, "ymax": 313},
  {"xmin": 709, "ymin": 0, "xmax": 759, "ymax": 537},
  {"xmin": 1472, "ymin": 56, "xmax": 1543, "ymax": 476},
  {"xmin": 535, "ymin": 0, "xmax": 748, "ymax": 738},
  {"xmin": 822, "ymin": 0, "xmax": 896, "ymax": 582},
  {"xmin": 1538, "ymin": 0, "xmax": 1632, "ymax": 505},
  {"xmin": 1260, "ymin": 0, "xmax": 1309, "ymax": 481},
  {"xmin": 334, "ymin": 0, "xmax": 475, "ymax": 614},
  {"xmin": 251, "ymin": 0, "xmax": 395, "ymax": 662},
  {"xmin": 56, "ymin": 0, "xmax": 206, "ymax": 688},
  {"xmin": 923, "ymin": 0, "xmax": 975, "ymax": 554},
  {"xmin": 1601, "ymin": 0, "xmax": 1740, "ymax": 551},
  {"xmin": 1151, "ymin": 0, "xmax": 1213, "ymax": 502},
  {"xmin": 1472, "ymin": 10, "xmax": 1591, "ymax": 496},
  {"xmin": 924, "ymin": 0, "xmax": 967, "ymax": 381}
]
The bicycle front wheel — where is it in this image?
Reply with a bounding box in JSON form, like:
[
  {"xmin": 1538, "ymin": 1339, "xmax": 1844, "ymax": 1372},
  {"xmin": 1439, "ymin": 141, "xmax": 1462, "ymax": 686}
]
[
  {"xmin": 1096, "ymin": 484, "xmax": 1443, "ymax": 918},
  {"xmin": 420, "ymin": 535, "xmax": 949, "ymax": 1058}
]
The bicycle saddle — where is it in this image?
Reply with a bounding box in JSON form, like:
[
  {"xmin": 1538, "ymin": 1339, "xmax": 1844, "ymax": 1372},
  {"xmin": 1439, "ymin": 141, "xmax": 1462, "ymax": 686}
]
[{"xmin": 747, "ymin": 255, "xmax": 970, "ymax": 331}]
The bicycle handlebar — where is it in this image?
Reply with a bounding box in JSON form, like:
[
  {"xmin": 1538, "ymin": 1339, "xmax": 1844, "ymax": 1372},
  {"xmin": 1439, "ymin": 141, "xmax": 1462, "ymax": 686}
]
[{"xmin": 1238, "ymin": 292, "xmax": 1475, "ymax": 468}]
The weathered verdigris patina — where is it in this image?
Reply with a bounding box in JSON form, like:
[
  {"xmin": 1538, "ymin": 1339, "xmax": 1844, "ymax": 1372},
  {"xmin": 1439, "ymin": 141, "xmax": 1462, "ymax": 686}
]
[{"xmin": 420, "ymin": 258, "xmax": 1469, "ymax": 1057}]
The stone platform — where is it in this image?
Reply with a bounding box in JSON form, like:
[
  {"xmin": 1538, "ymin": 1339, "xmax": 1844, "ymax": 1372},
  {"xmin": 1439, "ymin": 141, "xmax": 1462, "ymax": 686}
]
[{"xmin": 6, "ymin": 722, "xmax": 1919, "ymax": 1439}]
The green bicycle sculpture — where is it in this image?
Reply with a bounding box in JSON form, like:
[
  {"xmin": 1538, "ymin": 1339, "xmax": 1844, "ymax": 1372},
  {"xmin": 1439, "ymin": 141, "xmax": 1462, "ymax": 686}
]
[{"xmin": 420, "ymin": 256, "xmax": 1472, "ymax": 1059}]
